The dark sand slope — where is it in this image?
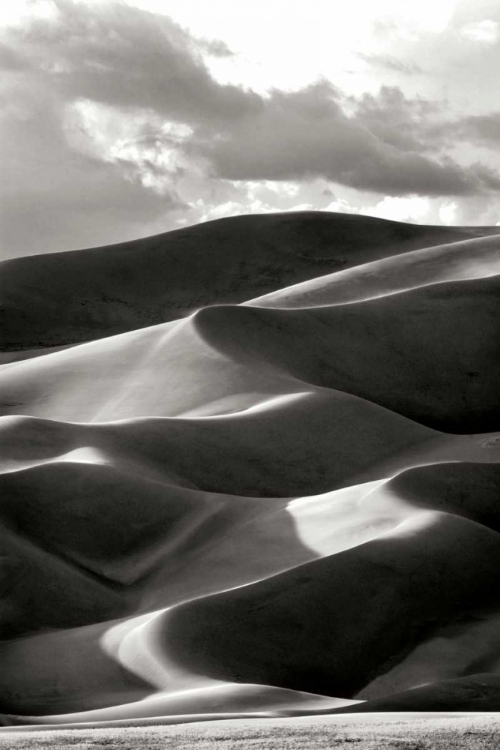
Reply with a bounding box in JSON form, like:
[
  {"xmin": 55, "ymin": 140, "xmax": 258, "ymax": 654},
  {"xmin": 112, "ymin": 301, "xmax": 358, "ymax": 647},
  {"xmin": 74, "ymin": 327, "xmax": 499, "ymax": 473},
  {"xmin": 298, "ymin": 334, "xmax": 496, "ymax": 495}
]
[
  {"xmin": 0, "ymin": 395, "xmax": 441, "ymax": 496},
  {"xmin": 196, "ymin": 278, "xmax": 500, "ymax": 432},
  {"xmin": 1, "ymin": 462, "xmax": 500, "ymax": 718},
  {"xmin": 340, "ymin": 674, "xmax": 500, "ymax": 712},
  {"xmin": 0, "ymin": 212, "xmax": 500, "ymax": 725},
  {"xmin": 163, "ymin": 512, "xmax": 500, "ymax": 698},
  {"xmin": 2, "ymin": 394, "xmax": 499, "ymax": 500},
  {"xmin": 0, "ymin": 460, "xmax": 320, "ymax": 637},
  {"xmin": 0, "ymin": 522, "xmax": 125, "ymax": 639},
  {"xmin": 0, "ymin": 211, "xmax": 492, "ymax": 351},
  {"xmin": 0, "ymin": 275, "xmax": 498, "ymax": 431}
]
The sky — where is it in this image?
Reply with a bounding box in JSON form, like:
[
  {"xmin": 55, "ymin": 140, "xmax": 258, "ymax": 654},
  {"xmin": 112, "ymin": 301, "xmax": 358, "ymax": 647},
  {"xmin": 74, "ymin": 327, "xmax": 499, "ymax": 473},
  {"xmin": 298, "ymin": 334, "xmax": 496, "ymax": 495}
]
[{"xmin": 1, "ymin": 0, "xmax": 500, "ymax": 259}]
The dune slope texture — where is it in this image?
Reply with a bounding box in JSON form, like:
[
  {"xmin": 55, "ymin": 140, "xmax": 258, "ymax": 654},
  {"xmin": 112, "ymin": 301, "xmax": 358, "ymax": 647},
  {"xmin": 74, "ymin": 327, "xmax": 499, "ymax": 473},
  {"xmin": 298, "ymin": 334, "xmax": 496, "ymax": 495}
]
[{"xmin": 0, "ymin": 211, "xmax": 500, "ymax": 727}]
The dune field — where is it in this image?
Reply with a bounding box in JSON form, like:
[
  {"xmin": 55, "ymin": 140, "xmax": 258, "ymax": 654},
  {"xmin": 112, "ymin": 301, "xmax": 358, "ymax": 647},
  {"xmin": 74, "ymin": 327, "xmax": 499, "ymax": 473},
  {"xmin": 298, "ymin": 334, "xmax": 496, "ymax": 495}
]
[{"xmin": 0, "ymin": 210, "xmax": 500, "ymax": 728}]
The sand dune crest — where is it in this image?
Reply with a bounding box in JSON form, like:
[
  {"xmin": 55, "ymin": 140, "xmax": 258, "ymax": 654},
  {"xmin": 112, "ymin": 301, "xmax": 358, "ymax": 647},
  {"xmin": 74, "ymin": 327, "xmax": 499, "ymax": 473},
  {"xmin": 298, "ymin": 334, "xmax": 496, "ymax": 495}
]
[{"xmin": 1, "ymin": 212, "xmax": 500, "ymax": 724}]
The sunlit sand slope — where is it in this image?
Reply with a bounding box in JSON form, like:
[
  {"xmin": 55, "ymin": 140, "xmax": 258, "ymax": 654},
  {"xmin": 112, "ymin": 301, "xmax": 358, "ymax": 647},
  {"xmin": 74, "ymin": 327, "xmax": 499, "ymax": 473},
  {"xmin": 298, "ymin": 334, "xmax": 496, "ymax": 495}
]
[
  {"xmin": 249, "ymin": 233, "xmax": 500, "ymax": 307},
  {"xmin": 0, "ymin": 212, "xmax": 499, "ymax": 726}
]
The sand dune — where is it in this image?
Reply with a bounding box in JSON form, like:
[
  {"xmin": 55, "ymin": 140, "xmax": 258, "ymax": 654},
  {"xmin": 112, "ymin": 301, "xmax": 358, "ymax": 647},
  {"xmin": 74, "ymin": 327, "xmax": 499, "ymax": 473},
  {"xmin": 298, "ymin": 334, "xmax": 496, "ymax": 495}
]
[
  {"xmin": 0, "ymin": 211, "xmax": 499, "ymax": 726},
  {"xmin": 0, "ymin": 344, "xmax": 76, "ymax": 366},
  {"xmin": 1, "ymin": 275, "xmax": 498, "ymax": 431},
  {"xmin": 162, "ymin": 511, "xmax": 500, "ymax": 697},
  {"xmin": 0, "ymin": 518, "xmax": 125, "ymax": 639},
  {"xmin": 197, "ymin": 278, "xmax": 500, "ymax": 432},
  {"xmin": 1, "ymin": 211, "xmax": 493, "ymax": 352},
  {"xmin": 1, "ymin": 685, "xmax": 359, "ymax": 727},
  {"xmin": 342, "ymin": 674, "xmax": 500, "ymax": 712},
  {"xmin": 2, "ymin": 402, "xmax": 498, "ymax": 498},
  {"xmin": 249, "ymin": 233, "xmax": 500, "ymax": 308},
  {"xmin": 1, "ymin": 458, "xmax": 500, "ymax": 717}
]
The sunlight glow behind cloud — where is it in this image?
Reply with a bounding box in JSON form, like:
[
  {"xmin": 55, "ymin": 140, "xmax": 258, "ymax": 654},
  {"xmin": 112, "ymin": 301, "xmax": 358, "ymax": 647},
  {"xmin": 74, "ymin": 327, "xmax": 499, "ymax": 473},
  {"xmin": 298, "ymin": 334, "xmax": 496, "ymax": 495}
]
[{"xmin": 125, "ymin": 0, "xmax": 458, "ymax": 94}]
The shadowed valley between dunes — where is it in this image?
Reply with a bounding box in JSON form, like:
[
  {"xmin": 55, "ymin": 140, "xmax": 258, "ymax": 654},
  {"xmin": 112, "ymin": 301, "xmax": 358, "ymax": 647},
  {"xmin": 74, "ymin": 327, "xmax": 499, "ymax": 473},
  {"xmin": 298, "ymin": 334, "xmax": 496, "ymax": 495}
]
[{"xmin": 0, "ymin": 211, "xmax": 499, "ymax": 728}]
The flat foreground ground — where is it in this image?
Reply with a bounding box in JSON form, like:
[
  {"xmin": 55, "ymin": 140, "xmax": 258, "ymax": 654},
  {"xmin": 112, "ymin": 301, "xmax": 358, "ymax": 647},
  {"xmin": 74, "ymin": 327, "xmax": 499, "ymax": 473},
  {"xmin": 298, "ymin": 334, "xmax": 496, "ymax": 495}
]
[{"xmin": 2, "ymin": 714, "xmax": 500, "ymax": 749}]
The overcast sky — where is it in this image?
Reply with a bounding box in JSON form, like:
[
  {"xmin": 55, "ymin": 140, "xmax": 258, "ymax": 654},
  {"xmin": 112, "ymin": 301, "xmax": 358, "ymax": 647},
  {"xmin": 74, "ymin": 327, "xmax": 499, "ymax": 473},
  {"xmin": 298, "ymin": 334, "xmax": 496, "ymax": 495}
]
[{"xmin": 2, "ymin": 0, "xmax": 500, "ymax": 259}]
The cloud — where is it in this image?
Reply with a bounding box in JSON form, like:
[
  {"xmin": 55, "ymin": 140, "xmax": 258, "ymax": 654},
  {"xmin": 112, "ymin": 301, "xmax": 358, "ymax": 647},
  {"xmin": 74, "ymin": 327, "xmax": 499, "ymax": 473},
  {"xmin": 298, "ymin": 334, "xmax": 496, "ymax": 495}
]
[
  {"xmin": 3, "ymin": 0, "xmax": 261, "ymax": 124},
  {"xmin": 0, "ymin": 41, "xmax": 31, "ymax": 70},
  {"xmin": 5, "ymin": 2, "xmax": 500, "ymax": 200},
  {"xmin": 197, "ymin": 83, "xmax": 500, "ymax": 196},
  {"xmin": 459, "ymin": 19, "xmax": 500, "ymax": 43},
  {"xmin": 457, "ymin": 112, "xmax": 500, "ymax": 145},
  {"xmin": 358, "ymin": 53, "xmax": 423, "ymax": 76},
  {"xmin": 0, "ymin": 77, "xmax": 182, "ymax": 259},
  {"xmin": 352, "ymin": 86, "xmax": 445, "ymax": 152},
  {"xmin": 362, "ymin": 196, "xmax": 431, "ymax": 223},
  {"xmin": 198, "ymin": 37, "xmax": 234, "ymax": 58},
  {"xmin": 2, "ymin": 0, "xmax": 500, "ymax": 259}
]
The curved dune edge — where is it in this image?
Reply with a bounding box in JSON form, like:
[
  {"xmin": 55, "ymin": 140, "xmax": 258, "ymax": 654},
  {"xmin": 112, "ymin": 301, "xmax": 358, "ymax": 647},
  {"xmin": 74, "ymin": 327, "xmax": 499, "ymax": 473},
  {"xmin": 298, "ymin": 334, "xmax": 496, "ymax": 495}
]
[
  {"xmin": 0, "ymin": 684, "xmax": 360, "ymax": 728},
  {"xmin": 1, "ymin": 273, "xmax": 498, "ymax": 431},
  {"xmin": 4, "ymin": 671, "xmax": 500, "ymax": 729},
  {"xmin": 1, "ymin": 213, "xmax": 500, "ymax": 725},
  {"xmin": 0, "ymin": 461, "xmax": 499, "ymax": 719},
  {"xmin": 248, "ymin": 233, "xmax": 500, "ymax": 309},
  {"xmin": 3, "ymin": 211, "xmax": 494, "ymax": 351}
]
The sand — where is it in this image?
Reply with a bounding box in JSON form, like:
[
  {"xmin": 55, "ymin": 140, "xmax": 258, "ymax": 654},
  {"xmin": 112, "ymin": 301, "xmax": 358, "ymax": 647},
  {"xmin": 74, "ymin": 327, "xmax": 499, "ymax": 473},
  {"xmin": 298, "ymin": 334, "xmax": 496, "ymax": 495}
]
[
  {"xmin": 1, "ymin": 211, "xmax": 496, "ymax": 351},
  {"xmin": 0, "ymin": 210, "xmax": 499, "ymax": 727}
]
